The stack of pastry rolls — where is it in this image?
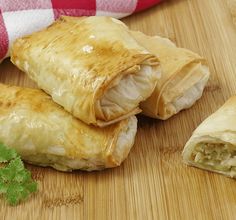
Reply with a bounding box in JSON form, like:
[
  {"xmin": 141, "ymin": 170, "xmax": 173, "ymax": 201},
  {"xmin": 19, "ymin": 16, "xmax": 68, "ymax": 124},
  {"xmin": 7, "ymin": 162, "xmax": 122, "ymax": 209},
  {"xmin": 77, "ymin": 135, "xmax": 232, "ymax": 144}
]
[{"xmin": 5, "ymin": 16, "xmax": 209, "ymax": 171}]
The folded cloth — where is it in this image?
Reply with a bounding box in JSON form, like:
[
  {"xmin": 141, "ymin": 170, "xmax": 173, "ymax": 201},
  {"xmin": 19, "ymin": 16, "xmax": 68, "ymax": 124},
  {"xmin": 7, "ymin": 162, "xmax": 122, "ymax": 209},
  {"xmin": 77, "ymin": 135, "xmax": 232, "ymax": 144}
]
[{"xmin": 0, "ymin": 0, "xmax": 163, "ymax": 61}]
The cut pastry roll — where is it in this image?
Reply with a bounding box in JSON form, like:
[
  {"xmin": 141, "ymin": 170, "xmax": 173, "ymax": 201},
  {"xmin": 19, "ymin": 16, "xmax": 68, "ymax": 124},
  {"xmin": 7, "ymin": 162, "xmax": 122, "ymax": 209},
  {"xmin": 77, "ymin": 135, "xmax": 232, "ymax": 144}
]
[
  {"xmin": 130, "ymin": 31, "xmax": 210, "ymax": 120},
  {"xmin": 11, "ymin": 16, "xmax": 160, "ymax": 127},
  {"xmin": 183, "ymin": 97, "xmax": 236, "ymax": 178},
  {"xmin": 0, "ymin": 84, "xmax": 137, "ymax": 171}
]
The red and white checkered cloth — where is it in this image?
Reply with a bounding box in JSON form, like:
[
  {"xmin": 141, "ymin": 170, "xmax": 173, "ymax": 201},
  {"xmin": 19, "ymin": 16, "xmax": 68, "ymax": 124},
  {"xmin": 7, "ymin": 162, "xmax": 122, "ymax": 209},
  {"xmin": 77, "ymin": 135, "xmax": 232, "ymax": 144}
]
[{"xmin": 0, "ymin": 0, "xmax": 163, "ymax": 61}]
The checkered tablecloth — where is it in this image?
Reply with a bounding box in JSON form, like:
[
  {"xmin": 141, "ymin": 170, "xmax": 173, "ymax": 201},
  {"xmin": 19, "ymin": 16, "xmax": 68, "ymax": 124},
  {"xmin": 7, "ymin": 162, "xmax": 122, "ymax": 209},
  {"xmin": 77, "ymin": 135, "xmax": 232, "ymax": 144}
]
[{"xmin": 0, "ymin": 0, "xmax": 163, "ymax": 61}]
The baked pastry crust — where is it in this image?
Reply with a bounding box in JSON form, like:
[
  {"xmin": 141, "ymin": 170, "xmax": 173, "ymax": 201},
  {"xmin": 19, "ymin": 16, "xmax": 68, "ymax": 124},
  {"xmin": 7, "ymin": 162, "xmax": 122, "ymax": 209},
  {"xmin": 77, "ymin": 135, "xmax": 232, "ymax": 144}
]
[
  {"xmin": 11, "ymin": 16, "xmax": 160, "ymax": 126},
  {"xmin": 0, "ymin": 84, "xmax": 137, "ymax": 171},
  {"xmin": 131, "ymin": 31, "xmax": 210, "ymax": 120}
]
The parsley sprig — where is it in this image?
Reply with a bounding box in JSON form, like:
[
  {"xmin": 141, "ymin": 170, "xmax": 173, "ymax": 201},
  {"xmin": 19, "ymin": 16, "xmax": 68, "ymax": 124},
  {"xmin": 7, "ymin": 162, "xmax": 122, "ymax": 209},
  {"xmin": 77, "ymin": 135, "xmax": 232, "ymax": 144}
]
[{"xmin": 0, "ymin": 143, "xmax": 37, "ymax": 205}]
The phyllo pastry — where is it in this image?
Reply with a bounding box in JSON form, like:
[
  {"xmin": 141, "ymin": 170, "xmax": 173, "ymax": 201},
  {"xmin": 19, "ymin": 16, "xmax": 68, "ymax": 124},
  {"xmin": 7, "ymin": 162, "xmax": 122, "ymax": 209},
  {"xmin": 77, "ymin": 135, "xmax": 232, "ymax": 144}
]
[
  {"xmin": 130, "ymin": 31, "xmax": 210, "ymax": 120},
  {"xmin": 11, "ymin": 16, "xmax": 160, "ymax": 127},
  {"xmin": 0, "ymin": 83, "xmax": 137, "ymax": 171},
  {"xmin": 183, "ymin": 97, "xmax": 236, "ymax": 178}
]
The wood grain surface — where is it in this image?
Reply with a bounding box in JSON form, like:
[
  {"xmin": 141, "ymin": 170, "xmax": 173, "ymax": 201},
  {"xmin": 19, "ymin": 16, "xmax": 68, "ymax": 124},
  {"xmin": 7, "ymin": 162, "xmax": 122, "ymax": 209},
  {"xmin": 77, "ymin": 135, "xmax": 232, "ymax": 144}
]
[{"xmin": 1, "ymin": 0, "xmax": 236, "ymax": 219}]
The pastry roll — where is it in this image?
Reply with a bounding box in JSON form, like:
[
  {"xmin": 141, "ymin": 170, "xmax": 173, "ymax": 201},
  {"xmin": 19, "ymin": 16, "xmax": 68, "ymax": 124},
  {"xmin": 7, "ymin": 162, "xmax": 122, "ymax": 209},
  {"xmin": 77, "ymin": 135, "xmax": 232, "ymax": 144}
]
[
  {"xmin": 0, "ymin": 83, "xmax": 137, "ymax": 171},
  {"xmin": 11, "ymin": 16, "xmax": 160, "ymax": 127},
  {"xmin": 183, "ymin": 97, "xmax": 236, "ymax": 178},
  {"xmin": 130, "ymin": 31, "xmax": 210, "ymax": 120}
]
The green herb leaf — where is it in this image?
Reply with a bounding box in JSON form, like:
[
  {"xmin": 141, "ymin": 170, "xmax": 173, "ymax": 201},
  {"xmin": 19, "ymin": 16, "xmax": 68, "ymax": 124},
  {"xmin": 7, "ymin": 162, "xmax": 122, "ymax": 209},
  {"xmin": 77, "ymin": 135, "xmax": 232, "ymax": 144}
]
[
  {"xmin": 0, "ymin": 143, "xmax": 17, "ymax": 162},
  {"xmin": 8, "ymin": 157, "xmax": 25, "ymax": 174},
  {"xmin": 0, "ymin": 144, "xmax": 38, "ymax": 205},
  {"xmin": 0, "ymin": 182, "xmax": 8, "ymax": 194}
]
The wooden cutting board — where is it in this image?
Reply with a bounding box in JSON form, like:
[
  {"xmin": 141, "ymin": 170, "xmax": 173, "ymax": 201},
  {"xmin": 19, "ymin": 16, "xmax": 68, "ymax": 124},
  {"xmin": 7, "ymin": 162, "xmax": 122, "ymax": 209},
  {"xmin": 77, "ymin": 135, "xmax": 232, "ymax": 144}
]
[{"xmin": 1, "ymin": 0, "xmax": 236, "ymax": 219}]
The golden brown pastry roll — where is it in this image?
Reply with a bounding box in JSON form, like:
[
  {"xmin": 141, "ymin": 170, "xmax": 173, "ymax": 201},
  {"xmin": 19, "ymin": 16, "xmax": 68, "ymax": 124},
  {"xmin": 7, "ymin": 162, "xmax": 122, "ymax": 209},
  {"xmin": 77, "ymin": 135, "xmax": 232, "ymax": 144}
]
[
  {"xmin": 183, "ymin": 97, "xmax": 236, "ymax": 178},
  {"xmin": 130, "ymin": 31, "xmax": 210, "ymax": 120},
  {"xmin": 0, "ymin": 83, "xmax": 137, "ymax": 171},
  {"xmin": 11, "ymin": 16, "xmax": 160, "ymax": 127}
]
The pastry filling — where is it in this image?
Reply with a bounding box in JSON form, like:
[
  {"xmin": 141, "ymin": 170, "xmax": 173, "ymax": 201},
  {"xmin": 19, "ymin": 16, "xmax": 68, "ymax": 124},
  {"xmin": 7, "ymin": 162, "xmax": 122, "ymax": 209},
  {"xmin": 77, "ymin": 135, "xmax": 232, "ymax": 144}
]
[
  {"xmin": 96, "ymin": 65, "xmax": 160, "ymax": 121},
  {"xmin": 192, "ymin": 142, "xmax": 236, "ymax": 173}
]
